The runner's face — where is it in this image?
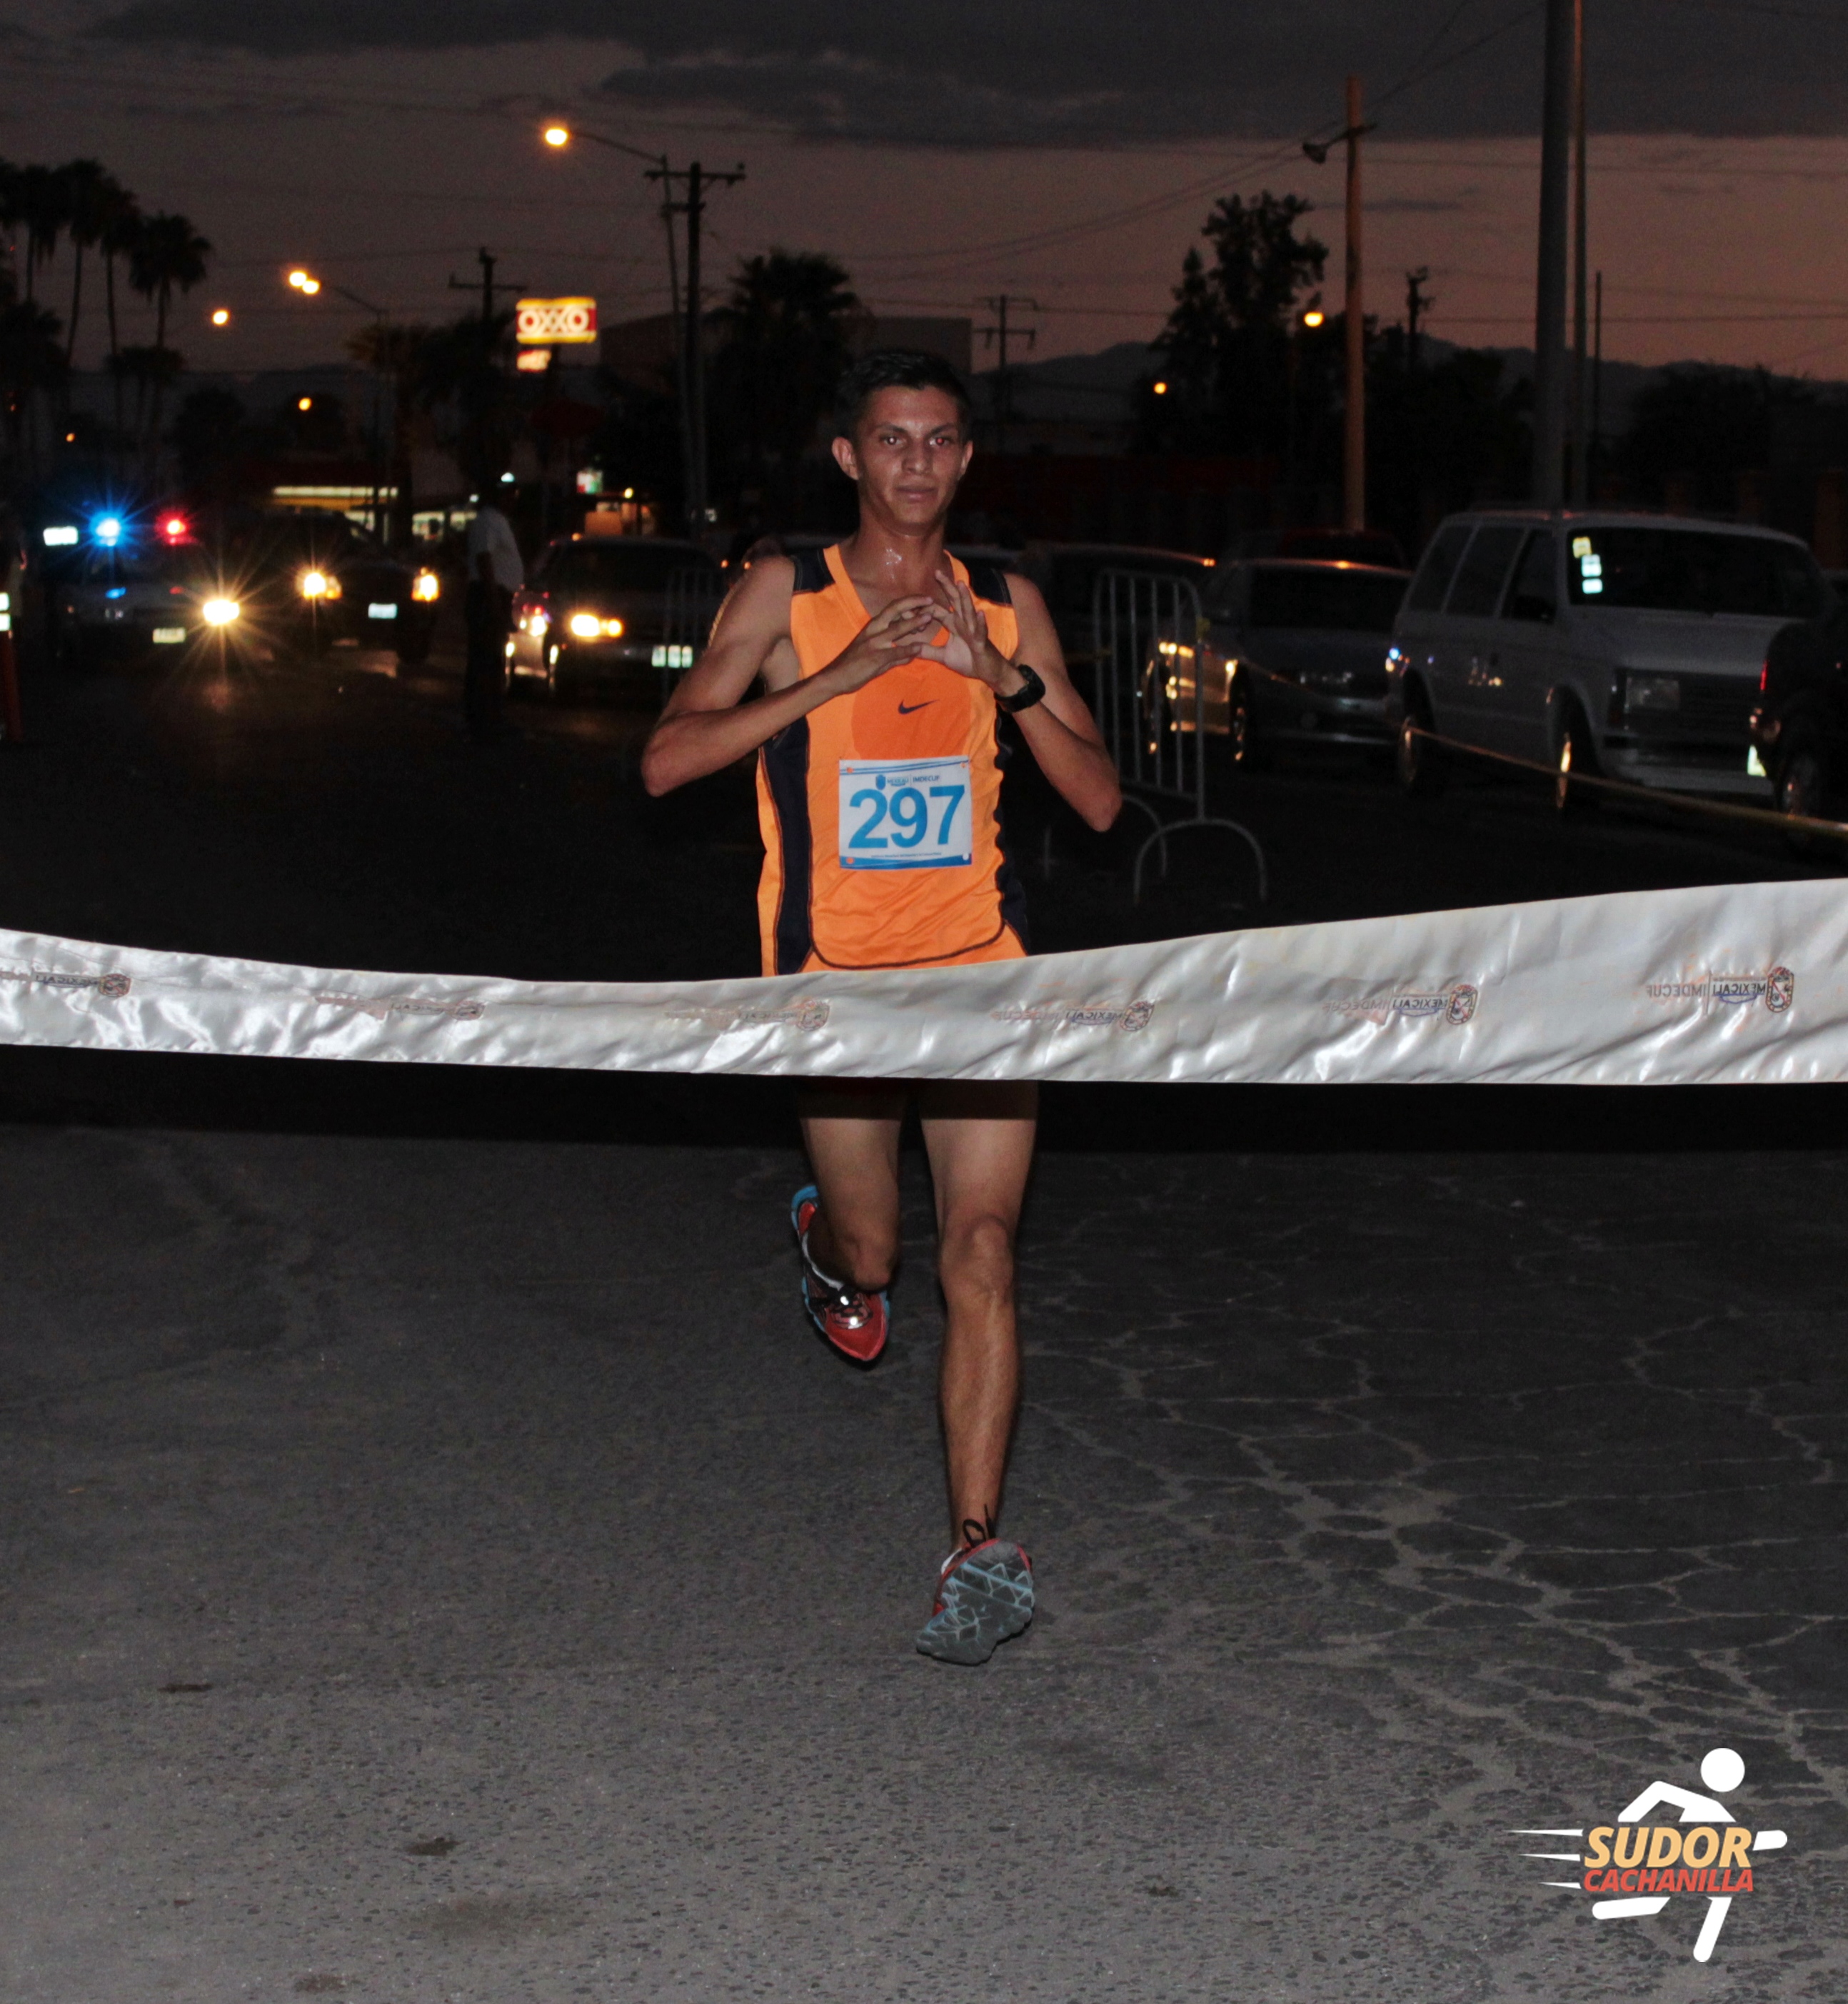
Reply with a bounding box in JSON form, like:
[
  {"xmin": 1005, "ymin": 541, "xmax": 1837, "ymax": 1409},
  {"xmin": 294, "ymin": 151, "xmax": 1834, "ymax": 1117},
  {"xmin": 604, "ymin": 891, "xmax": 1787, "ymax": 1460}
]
[{"xmin": 835, "ymin": 389, "xmax": 971, "ymax": 530}]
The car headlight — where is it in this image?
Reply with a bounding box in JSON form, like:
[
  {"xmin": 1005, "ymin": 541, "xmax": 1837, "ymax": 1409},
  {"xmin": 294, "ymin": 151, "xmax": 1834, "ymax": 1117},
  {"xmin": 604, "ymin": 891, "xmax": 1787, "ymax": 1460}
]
[
  {"xmin": 568, "ymin": 612, "xmax": 623, "ymax": 639},
  {"xmin": 299, "ymin": 569, "xmax": 340, "ymax": 601},
  {"xmin": 201, "ymin": 597, "xmax": 241, "ymax": 626},
  {"xmin": 1624, "ymin": 672, "xmax": 1680, "ymax": 714},
  {"xmin": 412, "ymin": 570, "xmax": 440, "ymax": 603}
]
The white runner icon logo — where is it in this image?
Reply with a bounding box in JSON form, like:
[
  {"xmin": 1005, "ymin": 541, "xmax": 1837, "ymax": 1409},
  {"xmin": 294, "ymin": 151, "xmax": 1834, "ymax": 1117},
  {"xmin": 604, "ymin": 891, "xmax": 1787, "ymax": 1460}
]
[{"xmin": 1512, "ymin": 1748, "xmax": 1789, "ymax": 1963}]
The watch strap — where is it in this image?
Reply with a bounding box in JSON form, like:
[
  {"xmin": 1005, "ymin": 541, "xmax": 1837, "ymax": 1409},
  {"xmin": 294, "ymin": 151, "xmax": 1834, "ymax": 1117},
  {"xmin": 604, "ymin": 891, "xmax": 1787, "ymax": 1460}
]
[{"xmin": 997, "ymin": 661, "xmax": 1046, "ymax": 713}]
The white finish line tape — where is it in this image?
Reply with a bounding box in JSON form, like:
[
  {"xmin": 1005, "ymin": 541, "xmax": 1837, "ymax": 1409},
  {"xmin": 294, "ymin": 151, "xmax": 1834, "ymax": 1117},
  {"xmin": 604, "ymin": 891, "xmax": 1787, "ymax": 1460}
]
[{"xmin": 0, "ymin": 879, "xmax": 1839, "ymax": 1086}]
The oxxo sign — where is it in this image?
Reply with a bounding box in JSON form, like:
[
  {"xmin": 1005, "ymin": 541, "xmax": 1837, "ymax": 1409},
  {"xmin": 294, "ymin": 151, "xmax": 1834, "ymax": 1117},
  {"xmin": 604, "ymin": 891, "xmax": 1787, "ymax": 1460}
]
[{"xmin": 515, "ymin": 298, "xmax": 598, "ymax": 345}]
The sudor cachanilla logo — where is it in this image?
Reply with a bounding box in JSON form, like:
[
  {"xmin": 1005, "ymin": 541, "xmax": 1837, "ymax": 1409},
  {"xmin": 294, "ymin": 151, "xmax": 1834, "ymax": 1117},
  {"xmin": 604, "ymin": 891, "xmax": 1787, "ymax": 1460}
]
[{"xmin": 1512, "ymin": 1748, "xmax": 1787, "ymax": 1963}]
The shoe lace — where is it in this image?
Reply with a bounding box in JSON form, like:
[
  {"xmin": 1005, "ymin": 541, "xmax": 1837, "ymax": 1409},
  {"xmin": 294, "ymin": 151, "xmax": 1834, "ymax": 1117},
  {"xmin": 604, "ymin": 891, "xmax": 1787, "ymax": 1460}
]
[{"xmin": 802, "ymin": 1226, "xmax": 872, "ymax": 1325}]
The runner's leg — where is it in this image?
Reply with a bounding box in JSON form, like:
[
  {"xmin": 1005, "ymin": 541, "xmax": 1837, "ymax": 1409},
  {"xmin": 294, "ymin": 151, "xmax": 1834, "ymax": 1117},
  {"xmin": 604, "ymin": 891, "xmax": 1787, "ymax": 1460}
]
[
  {"xmin": 796, "ymin": 1081, "xmax": 908, "ymax": 1293},
  {"xmin": 918, "ymin": 1081, "xmax": 1038, "ymax": 1539}
]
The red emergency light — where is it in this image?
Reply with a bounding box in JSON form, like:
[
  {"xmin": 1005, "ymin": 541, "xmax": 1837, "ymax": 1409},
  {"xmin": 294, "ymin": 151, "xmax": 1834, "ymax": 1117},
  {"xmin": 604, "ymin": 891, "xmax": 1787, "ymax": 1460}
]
[{"xmin": 161, "ymin": 513, "xmax": 190, "ymax": 541}]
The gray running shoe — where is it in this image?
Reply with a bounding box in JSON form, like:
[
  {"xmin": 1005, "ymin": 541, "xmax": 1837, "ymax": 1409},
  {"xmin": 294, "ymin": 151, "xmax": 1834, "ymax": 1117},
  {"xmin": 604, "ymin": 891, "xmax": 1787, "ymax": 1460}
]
[{"xmin": 915, "ymin": 1534, "xmax": 1035, "ymax": 1665}]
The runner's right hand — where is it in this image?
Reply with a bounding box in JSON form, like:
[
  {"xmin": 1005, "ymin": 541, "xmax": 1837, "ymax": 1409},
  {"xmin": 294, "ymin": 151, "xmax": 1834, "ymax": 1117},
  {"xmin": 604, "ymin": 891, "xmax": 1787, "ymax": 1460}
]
[{"xmin": 825, "ymin": 596, "xmax": 938, "ymax": 691}]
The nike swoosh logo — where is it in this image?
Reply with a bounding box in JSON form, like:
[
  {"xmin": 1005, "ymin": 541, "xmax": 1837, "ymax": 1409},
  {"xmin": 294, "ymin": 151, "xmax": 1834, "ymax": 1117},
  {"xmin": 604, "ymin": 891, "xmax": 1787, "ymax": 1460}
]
[{"xmin": 897, "ymin": 700, "xmax": 935, "ymax": 714}]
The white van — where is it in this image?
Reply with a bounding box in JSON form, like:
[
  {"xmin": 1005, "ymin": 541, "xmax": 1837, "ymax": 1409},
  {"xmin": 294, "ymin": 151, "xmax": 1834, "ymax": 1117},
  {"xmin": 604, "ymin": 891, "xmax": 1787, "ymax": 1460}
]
[{"xmin": 1385, "ymin": 509, "xmax": 1829, "ymax": 801}]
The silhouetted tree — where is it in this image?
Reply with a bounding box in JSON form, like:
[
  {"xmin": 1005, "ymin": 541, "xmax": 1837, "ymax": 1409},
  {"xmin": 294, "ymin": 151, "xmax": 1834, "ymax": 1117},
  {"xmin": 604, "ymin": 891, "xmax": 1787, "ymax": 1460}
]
[
  {"xmin": 1142, "ymin": 191, "xmax": 1328, "ymax": 459},
  {"xmin": 0, "ymin": 299, "xmax": 66, "ymax": 463},
  {"xmin": 99, "ymin": 183, "xmax": 142, "ymax": 444},
  {"xmin": 59, "ymin": 159, "xmax": 120, "ymax": 373},
  {"xmin": 129, "ymin": 211, "xmax": 210, "ymax": 459},
  {"xmin": 709, "ymin": 249, "xmax": 859, "ymax": 518},
  {"xmin": 1616, "ymin": 366, "xmax": 1805, "ymax": 515},
  {"xmin": 1367, "ymin": 329, "xmax": 1530, "ymax": 554}
]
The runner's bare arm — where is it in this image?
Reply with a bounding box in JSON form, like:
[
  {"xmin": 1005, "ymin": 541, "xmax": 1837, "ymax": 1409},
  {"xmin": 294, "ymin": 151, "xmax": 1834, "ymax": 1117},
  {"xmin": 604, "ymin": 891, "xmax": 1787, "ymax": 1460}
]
[
  {"xmin": 923, "ymin": 571, "xmax": 1122, "ymax": 832},
  {"xmin": 641, "ymin": 560, "xmax": 938, "ymax": 796}
]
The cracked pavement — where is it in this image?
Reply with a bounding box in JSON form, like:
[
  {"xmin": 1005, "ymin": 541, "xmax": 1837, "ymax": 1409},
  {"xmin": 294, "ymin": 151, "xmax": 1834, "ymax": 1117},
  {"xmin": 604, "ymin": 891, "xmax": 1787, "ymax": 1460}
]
[{"xmin": 1, "ymin": 638, "xmax": 1844, "ymax": 2000}]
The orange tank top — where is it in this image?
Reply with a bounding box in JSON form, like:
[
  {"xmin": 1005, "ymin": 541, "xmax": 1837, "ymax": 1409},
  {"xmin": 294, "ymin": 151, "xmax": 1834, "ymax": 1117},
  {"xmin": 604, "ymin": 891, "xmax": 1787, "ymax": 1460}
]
[{"xmin": 755, "ymin": 543, "xmax": 1028, "ymax": 976}]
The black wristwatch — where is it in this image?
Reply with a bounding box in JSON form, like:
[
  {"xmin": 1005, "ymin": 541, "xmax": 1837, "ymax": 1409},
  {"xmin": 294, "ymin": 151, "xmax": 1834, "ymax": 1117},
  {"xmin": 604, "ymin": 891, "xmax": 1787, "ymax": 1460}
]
[{"xmin": 996, "ymin": 661, "xmax": 1046, "ymax": 714}]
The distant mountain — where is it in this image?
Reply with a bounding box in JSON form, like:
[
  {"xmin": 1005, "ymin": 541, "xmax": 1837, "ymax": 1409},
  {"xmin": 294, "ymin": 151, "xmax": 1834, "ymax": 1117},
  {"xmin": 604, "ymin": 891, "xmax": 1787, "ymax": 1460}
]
[{"xmin": 975, "ymin": 335, "xmax": 1845, "ymax": 439}]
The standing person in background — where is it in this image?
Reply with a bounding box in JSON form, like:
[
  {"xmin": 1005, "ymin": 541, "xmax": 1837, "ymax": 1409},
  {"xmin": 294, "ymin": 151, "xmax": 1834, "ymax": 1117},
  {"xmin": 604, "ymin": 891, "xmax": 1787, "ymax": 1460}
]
[{"xmin": 463, "ymin": 496, "xmax": 523, "ymax": 743}]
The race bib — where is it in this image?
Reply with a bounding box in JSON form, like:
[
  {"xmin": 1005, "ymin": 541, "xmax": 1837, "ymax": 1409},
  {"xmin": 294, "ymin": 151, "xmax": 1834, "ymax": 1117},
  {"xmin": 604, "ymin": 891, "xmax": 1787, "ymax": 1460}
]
[{"xmin": 838, "ymin": 756, "xmax": 973, "ymax": 870}]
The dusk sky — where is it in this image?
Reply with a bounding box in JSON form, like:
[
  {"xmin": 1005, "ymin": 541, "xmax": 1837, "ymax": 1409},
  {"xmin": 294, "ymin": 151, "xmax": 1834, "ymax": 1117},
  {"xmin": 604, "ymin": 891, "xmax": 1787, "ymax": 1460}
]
[{"xmin": 9, "ymin": 0, "xmax": 1848, "ymax": 378}]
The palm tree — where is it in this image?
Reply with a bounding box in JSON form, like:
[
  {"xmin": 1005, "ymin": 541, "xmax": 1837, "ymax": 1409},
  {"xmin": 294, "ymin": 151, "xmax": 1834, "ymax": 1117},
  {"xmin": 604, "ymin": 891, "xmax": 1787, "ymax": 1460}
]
[
  {"xmin": 100, "ymin": 189, "xmax": 143, "ymax": 447},
  {"xmin": 710, "ymin": 249, "xmax": 859, "ymax": 513},
  {"xmin": 0, "ymin": 161, "xmax": 22, "ymax": 298},
  {"xmin": 0, "ymin": 299, "xmax": 67, "ymax": 466},
  {"xmin": 128, "ymin": 210, "xmax": 210, "ymax": 459},
  {"xmin": 16, "ymin": 164, "xmax": 70, "ymax": 304},
  {"xmin": 109, "ymin": 343, "xmax": 180, "ymax": 441},
  {"xmin": 59, "ymin": 159, "xmax": 119, "ymax": 371},
  {"xmin": 349, "ymin": 319, "xmax": 443, "ymax": 543}
]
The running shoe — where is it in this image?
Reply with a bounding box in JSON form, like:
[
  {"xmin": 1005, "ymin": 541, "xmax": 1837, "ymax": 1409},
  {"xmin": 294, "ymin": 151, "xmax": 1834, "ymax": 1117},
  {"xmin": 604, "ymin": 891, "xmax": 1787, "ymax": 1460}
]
[
  {"xmin": 790, "ymin": 1184, "xmax": 888, "ymax": 1365},
  {"xmin": 915, "ymin": 1528, "xmax": 1035, "ymax": 1665}
]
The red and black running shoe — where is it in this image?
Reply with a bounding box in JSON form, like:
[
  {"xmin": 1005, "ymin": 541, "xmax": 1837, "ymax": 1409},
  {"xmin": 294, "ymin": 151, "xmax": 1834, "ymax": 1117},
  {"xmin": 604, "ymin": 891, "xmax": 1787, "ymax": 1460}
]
[{"xmin": 790, "ymin": 1184, "xmax": 888, "ymax": 1365}]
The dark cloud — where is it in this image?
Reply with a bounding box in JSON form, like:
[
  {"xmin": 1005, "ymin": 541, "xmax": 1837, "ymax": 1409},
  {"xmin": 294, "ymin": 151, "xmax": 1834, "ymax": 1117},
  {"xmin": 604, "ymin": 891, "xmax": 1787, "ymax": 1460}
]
[{"xmin": 87, "ymin": 1, "xmax": 1848, "ymax": 142}]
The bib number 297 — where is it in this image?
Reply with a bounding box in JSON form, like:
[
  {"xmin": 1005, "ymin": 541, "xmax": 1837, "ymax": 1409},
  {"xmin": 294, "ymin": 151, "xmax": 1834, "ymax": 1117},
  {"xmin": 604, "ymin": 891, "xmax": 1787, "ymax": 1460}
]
[{"xmin": 838, "ymin": 756, "xmax": 973, "ymax": 870}]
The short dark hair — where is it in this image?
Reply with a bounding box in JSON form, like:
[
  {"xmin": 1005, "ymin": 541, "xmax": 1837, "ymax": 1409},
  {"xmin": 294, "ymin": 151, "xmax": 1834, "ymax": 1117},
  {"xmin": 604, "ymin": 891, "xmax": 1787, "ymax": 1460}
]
[{"xmin": 833, "ymin": 349, "xmax": 973, "ymax": 439}]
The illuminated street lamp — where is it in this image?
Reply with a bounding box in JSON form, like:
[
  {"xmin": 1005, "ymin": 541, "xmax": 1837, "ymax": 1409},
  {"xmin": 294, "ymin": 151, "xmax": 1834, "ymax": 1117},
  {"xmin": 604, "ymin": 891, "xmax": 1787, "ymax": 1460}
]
[
  {"xmin": 541, "ymin": 118, "xmax": 740, "ymax": 534},
  {"xmin": 211, "ymin": 307, "xmax": 231, "ymax": 327},
  {"xmin": 284, "ymin": 270, "xmax": 392, "ymax": 538},
  {"xmin": 1301, "ymin": 308, "xmax": 1326, "ymax": 329},
  {"xmin": 285, "ymin": 268, "xmax": 381, "ymax": 316}
]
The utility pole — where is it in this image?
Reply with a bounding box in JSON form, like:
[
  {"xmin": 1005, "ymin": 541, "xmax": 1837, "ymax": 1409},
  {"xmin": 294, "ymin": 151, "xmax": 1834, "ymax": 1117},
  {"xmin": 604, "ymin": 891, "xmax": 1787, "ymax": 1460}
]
[
  {"xmin": 1304, "ymin": 85, "xmax": 1376, "ymax": 530},
  {"xmin": 1342, "ymin": 75, "xmax": 1367, "ymax": 532},
  {"xmin": 448, "ymin": 247, "xmax": 526, "ymax": 325},
  {"xmin": 1591, "ymin": 268, "xmax": 1604, "ymax": 480},
  {"xmin": 1405, "ymin": 267, "xmax": 1433, "ymax": 372},
  {"xmin": 650, "ymin": 159, "xmax": 745, "ymax": 535},
  {"xmin": 978, "ymin": 294, "xmax": 1039, "ymax": 454},
  {"xmin": 541, "ymin": 126, "xmax": 741, "ymax": 536},
  {"xmin": 1532, "ymin": 0, "xmax": 1575, "ymax": 506},
  {"xmin": 1568, "ymin": 0, "xmax": 1590, "ymax": 505}
]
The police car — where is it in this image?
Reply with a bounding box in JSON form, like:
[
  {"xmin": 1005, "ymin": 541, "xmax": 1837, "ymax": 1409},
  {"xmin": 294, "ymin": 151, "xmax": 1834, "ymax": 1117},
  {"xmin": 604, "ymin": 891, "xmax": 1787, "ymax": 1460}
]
[{"xmin": 49, "ymin": 510, "xmax": 247, "ymax": 669}]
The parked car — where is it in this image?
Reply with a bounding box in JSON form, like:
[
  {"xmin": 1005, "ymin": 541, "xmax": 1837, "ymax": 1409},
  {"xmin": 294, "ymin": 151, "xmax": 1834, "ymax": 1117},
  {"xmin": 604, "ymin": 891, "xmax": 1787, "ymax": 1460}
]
[
  {"xmin": 1180, "ymin": 558, "xmax": 1411, "ymax": 762},
  {"xmin": 1384, "ymin": 509, "xmax": 1828, "ymax": 804},
  {"xmin": 230, "ymin": 511, "xmax": 441, "ymax": 665},
  {"xmin": 51, "ymin": 523, "xmax": 250, "ymax": 669},
  {"xmin": 508, "ymin": 533, "xmax": 724, "ymax": 698},
  {"xmin": 1222, "ymin": 526, "xmax": 1408, "ymax": 569},
  {"xmin": 1750, "ymin": 593, "xmax": 1848, "ymax": 824}
]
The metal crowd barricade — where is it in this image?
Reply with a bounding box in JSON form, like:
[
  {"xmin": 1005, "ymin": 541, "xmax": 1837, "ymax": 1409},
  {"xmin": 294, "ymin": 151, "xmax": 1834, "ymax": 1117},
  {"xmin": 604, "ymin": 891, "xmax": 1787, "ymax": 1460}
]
[
  {"xmin": 657, "ymin": 566, "xmax": 728, "ymax": 703},
  {"xmin": 1090, "ymin": 568, "xmax": 1267, "ymax": 903}
]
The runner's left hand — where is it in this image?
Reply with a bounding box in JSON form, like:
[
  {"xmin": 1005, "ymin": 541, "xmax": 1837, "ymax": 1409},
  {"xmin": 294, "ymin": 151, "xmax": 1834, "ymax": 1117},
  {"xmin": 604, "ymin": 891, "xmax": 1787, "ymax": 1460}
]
[{"xmin": 918, "ymin": 571, "xmax": 1012, "ymax": 688}]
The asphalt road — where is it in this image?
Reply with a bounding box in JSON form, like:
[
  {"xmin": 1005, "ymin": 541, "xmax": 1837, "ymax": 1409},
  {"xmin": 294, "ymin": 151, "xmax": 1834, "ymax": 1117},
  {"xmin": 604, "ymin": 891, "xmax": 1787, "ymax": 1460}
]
[{"xmin": 3, "ymin": 627, "xmax": 1847, "ymax": 2002}]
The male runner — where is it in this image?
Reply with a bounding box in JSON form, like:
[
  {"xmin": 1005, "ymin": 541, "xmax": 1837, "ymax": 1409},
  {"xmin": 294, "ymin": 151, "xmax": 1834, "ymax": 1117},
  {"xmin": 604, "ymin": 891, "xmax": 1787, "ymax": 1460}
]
[{"xmin": 642, "ymin": 350, "xmax": 1120, "ymax": 1663}]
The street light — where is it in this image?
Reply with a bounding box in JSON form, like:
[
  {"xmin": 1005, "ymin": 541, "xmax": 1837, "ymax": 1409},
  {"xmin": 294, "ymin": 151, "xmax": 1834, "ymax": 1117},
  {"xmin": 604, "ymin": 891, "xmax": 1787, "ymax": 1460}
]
[
  {"xmin": 284, "ymin": 270, "xmax": 392, "ymax": 539},
  {"xmin": 285, "ymin": 268, "xmax": 383, "ymax": 317},
  {"xmin": 211, "ymin": 307, "xmax": 231, "ymax": 327},
  {"xmin": 541, "ymin": 118, "xmax": 741, "ymax": 536}
]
